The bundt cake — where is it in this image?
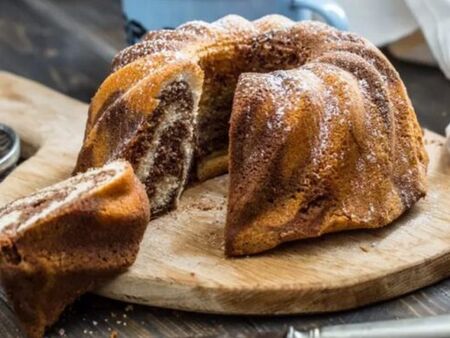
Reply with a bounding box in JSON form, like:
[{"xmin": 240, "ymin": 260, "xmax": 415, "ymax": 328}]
[
  {"xmin": 0, "ymin": 160, "xmax": 149, "ymax": 338},
  {"xmin": 74, "ymin": 15, "xmax": 428, "ymax": 255}
]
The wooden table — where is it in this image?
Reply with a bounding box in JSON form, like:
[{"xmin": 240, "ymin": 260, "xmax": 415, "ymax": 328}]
[{"xmin": 0, "ymin": 1, "xmax": 449, "ymax": 337}]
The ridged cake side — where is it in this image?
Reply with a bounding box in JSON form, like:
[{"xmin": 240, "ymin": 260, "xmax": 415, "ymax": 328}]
[{"xmin": 226, "ymin": 61, "xmax": 427, "ymax": 255}]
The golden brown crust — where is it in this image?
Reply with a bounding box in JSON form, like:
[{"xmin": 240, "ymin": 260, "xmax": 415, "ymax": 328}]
[{"xmin": 0, "ymin": 161, "xmax": 150, "ymax": 337}]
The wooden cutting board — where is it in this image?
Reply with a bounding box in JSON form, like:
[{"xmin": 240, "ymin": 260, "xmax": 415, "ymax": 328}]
[{"xmin": 1, "ymin": 71, "xmax": 450, "ymax": 315}]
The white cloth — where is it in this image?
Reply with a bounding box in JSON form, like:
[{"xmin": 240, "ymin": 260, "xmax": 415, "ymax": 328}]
[
  {"xmin": 336, "ymin": 0, "xmax": 418, "ymax": 46},
  {"xmin": 336, "ymin": 0, "xmax": 450, "ymax": 79},
  {"xmin": 405, "ymin": 0, "xmax": 450, "ymax": 79},
  {"xmin": 337, "ymin": 0, "xmax": 450, "ymax": 152},
  {"xmin": 405, "ymin": 0, "xmax": 450, "ymax": 152}
]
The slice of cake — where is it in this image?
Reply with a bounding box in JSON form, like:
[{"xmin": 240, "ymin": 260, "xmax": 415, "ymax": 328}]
[{"xmin": 0, "ymin": 160, "xmax": 150, "ymax": 338}]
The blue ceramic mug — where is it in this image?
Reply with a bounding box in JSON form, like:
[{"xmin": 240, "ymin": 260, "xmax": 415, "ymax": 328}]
[{"xmin": 122, "ymin": 0, "xmax": 348, "ymax": 44}]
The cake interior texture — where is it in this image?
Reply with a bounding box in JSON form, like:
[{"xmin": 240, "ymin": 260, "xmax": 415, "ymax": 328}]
[
  {"xmin": 131, "ymin": 80, "xmax": 195, "ymax": 215},
  {"xmin": 74, "ymin": 57, "xmax": 204, "ymax": 216},
  {"xmin": 194, "ymin": 28, "xmax": 303, "ymax": 168}
]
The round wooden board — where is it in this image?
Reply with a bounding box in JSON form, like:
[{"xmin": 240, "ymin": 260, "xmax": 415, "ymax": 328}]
[{"xmin": 1, "ymin": 71, "xmax": 450, "ymax": 315}]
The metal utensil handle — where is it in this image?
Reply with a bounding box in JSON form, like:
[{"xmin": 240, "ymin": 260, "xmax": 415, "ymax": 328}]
[
  {"xmin": 287, "ymin": 314, "xmax": 450, "ymax": 338},
  {"xmin": 0, "ymin": 123, "xmax": 20, "ymax": 179},
  {"xmin": 291, "ymin": 0, "xmax": 349, "ymax": 31}
]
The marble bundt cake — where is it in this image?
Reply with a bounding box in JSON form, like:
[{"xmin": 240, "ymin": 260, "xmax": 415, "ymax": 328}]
[
  {"xmin": 74, "ymin": 15, "xmax": 428, "ymax": 254},
  {"xmin": 0, "ymin": 160, "xmax": 149, "ymax": 338}
]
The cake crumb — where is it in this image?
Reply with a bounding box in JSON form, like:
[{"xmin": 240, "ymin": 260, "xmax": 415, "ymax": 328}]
[
  {"xmin": 110, "ymin": 330, "xmax": 119, "ymax": 338},
  {"xmin": 92, "ymin": 321, "xmax": 98, "ymax": 326},
  {"xmin": 359, "ymin": 244, "xmax": 370, "ymax": 252},
  {"xmin": 58, "ymin": 328, "xmax": 65, "ymax": 336},
  {"xmin": 124, "ymin": 304, "xmax": 134, "ymax": 312}
]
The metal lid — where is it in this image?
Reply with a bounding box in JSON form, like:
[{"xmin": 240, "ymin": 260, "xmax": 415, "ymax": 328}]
[{"xmin": 0, "ymin": 124, "xmax": 20, "ymax": 177}]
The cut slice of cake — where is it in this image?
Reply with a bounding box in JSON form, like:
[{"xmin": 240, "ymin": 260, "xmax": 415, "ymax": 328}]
[{"xmin": 0, "ymin": 160, "xmax": 150, "ymax": 338}]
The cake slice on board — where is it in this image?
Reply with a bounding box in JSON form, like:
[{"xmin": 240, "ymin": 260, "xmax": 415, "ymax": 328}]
[{"xmin": 0, "ymin": 160, "xmax": 149, "ymax": 338}]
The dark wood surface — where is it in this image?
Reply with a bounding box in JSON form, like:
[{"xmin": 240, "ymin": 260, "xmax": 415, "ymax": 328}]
[{"xmin": 0, "ymin": 1, "xmax": 449, "ymax": 337}]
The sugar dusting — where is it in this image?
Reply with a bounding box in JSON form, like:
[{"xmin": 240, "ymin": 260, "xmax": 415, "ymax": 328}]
[{"xmin": 0, "ymin": 210, "xmax": 21, "ymax": 232}]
